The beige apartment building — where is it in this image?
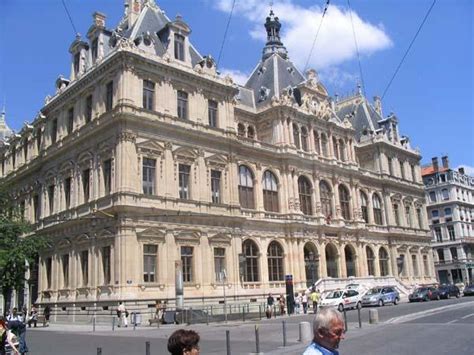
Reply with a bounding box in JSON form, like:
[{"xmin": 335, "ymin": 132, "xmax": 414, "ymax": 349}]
[{"xmin": 0, "ymin": 0, "xmax": 435, "ymax": 311}]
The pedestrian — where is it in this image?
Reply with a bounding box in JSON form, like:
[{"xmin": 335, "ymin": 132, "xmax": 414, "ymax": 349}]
[
  {"xmin": 117, "ymin": 302, "xmax": 128, "ymax": 328},
  {"xmin": 43, "ymin": 305, "xmax": 51, "ymax": 327},
  {"xmin": 7, "ymin": 321, "xmax": 28, "ymax": 355},
  {"xmin": 0, "ymin": 316, "xmax": 19, "ymax": 355},
  {"xmin": 6, "ymin": 308, "xmax": 23, "ymax": 323},
  {"xmin": 303, "ymin": 308, "xmax": 345, "ymax": 355},
  {"xmin": 27, "ymin": 305, "xmax": 38, "ymax": 328},
  {"xmin": 302, "ymin": 292, "xmax": 308, "ymax": 314},
  {"xmin": 311, "ymin": 289, "xmax": 321, "ymax": 314},
  {"xmin": 167, "ymin": 329, "xmax": 200, "ymax": 355},
  {"xmin": 266, "ymin": 293, "xmax": 275, "ymax": 319},
  {"xmin": 295, "ymin": 292, "xmax": 302, "ymax": 314},
  {"xmin": 279, "ymin": 294, "xmax": 286, "ymax": 315}
]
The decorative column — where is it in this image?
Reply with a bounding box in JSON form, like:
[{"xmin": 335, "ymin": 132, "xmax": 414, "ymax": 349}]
[{"xmin": 115, "ymin": 132, "xmax": 137, "ymax": 193}]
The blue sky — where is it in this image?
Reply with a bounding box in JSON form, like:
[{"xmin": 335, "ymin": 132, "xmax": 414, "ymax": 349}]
[{"xmin": 1, "ymin": 0, "xmax": 472, "ymax": 172}]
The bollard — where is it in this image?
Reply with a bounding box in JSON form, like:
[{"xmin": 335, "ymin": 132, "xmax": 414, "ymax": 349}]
[
  {"xmin": 145, "ymin": 341, "xmax": 150, "ymax": 355},
  {"xmin": 97, "ymin": 347, "xmax": 102, "ymax": 355},
  {"xmin": 189, "ymin": 308, "xmax": 193, "ymax": 325},
  {"xmin": 243, "ymin": 307, "xmax": 246, "ymax": 322},
  {"xmin": 255, "ymin": 325, "xmax": 260, "ymax": 354},
  {"xmin": 358, "ymin": 307, "xmax": 362, "ymax": 328},
  {"xmin": 93, "ymin": 317, "xmax": 96, "ymax": 332},
  {"xmin": 112, "ymin": 316, "xmax": 115, "ymax": 331},
  {"xmin": 282, "ymin": 320, "xmax": 287, "ymax": 347},
  {"xmin": 369, "ymin": 309, "xmax": 379, "ymax": 324},
  {"xmin": 226, "ymin": 330, "xmax": 231, "ymax": 355},
  {"xmin": 206, "ymin": 309, "xmax": 209, "ymax": 325},
  {"xmin": 343, "ymin": 308, "xmax": 348, "ymax": 332},
  {"xmin": 259, "ymin": 304, "xmax": 262, "ymax": 320},
  {"xmin": 274, "ymin": 305, "xmax": 277, "ymax": 319},
  {"xmin": 299, "ymin": 321, "xmax": 312, "ymax": 343}
]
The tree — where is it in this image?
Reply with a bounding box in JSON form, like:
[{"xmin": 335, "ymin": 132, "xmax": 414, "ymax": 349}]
[{"xmin": 0, "ymin": 187, "xmax": 49, "ymax": 306}]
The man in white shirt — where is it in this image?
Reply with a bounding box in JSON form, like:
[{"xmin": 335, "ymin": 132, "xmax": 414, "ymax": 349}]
[
  {"xmin": 117, "ymin": 302, "xmax": 128, "ymax": 327},
  {"xmin": 6, "ymin": 308, "xmax": 23, "ymax": 323},
  {"xmin": 303, "ymin": 308, "xmax": 345, "ymax": 355}
]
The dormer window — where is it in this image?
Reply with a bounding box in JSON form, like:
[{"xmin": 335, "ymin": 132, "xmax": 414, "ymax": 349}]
[
  {"xmin": 91, "ymin": 38, "xmax": 98, "ymax": 62},
  {"xmin": 74, "ymin": 53, "xmax": 80, "ymax": 76},
  {"xmin": 174, "ymin": 34, "xmax": 185, "ymax": 61},
  {"xmin": 51, "ymin": 118, "xmax": 58, "ymax": 144}
]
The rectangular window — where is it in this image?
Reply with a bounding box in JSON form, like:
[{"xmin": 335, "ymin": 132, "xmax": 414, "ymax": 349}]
[
  {"xmin": 92, "ymin": 38, "xmax": 98, "ymax": 62},
  {"xmin": 62, "ymin": 254, "xmax": 69, "ymax": 288},
  {"xmin": 143, "ymin": 80, "xmax": 155, "ymax": 110},
  {"xmin": 393, "ymin": 204, "xmax": 400, "ymax": 226},
  {"xmin": 85, "ymin": 95, "xmax": 93, "ymax": 123},
  {"xmin": 411, "ymin": 164, "xmax": 416, "ymax": 182},
  {"xmin": 46, "ymin": 257, "xmax": 52, "ymax": 289},
  {"xmin": 81, "ymin": 250, "xmax": 89, "ymax": 286},
  {"xmin": 103, "ymin": 159, "xmax": 112, "ymax": 194},
  {"xmin": 142, "ymin": 158, "xmax": 156, "ymax": 195},
  {"xmin": 442, "ymin": 189, "xmax": 449, "ymax": 200},
  {"xmin": 82, "ymin": 169, "xmax": 90, "ymax": 202},
  {"xmin": 177, "ymin": 90, "xmax": 188, "ymax": 119},
  {"xmin": 48, "ymin": 185, "xmax": 55, "ymax": 214},
  {"xmin": 51, "ymin": 118, "xmax": 58, "ymax": 144},
  {"xmin": 181, "ymin": 246, "xmax": 193, "ymax": 283},
  {"xmin": 405, "ymin": 206, "xmax": 412, "ymax": 227},
  {"xmin": 64, "ymin": 177, "xmax": 72, "ymax": 209},
  {"xmin": 23, "ymin": 141, "xmax": 28, "ymax": 161},
  {"xmin": 36, "ymin": 130, "xmax": 42, "ymax": 152},
  {"xmin": 33, "ymin": 194, "xmax": 40, "ymax": 222},
  {"xmin": 105, "ymin": 81, "xmax": 113, "ymax": 112},
  {"xmin": 208, "ymin": 100, "xmax": 218, "ymax": 127},
  {"xmin": 211, "ymin": 170, "xmax": 221, "ymax": 204},
  {"xmin": 179, "ymin": 164, "xmax": 190, "ymax": 199},
  {"xmin": 214, "ymin": 248, "xmax": 226, "ymax": 282},
  {"xmin": 429, "ymin": 191, "xmax": 436, "ymax": 203},
  {"xmin": 400, "ymin": 161, "xmax": 405, "ymax": 179},
  {"xmin": 388, "ymin": 157, "xmax": 393, "ymax": 176},
  {"xmin": 434, "ymin": 227, "xmax": 442, "ymax": 242},
  {"xmin": 11, "ymin": 147, "xmax": 16, "ymax": 169},
  {"xmin": 102, "ymin": 246, "xmax": 111, "ymax": 285},
  {"xmin": 411, "ymin": 255, "xmax": 418, "ymax": 277},
  {"xmin": 74, "ymin": 52, "xmax": 80, "ymax": 75},
  {"xmin": 174, "ymin": 33, "xmax": 185, "ymax": 61},
  {"xmin": 416, "ymin": 208, "xmax": 423, "ymax": 229},
  {"xmin": 67, "ymin": 107, "xmax": 74, "ymax": 134},
  {"xmin": 447, "ymin": 225, "xmax": 456, "ymax": 241},
  {"xmin": 143, "ymin": 244, "xmax": 158, "ymax": 283},
  {"xmin": 431, "ymin": 210, "xmax": 439, "ymax": 218}
]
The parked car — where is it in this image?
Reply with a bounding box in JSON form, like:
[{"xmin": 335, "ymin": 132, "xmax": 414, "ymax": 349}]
[
  {"xmin": 438, "ymin": 284, "xmax": 461, "ymax": 299},
  {"xmin": 319, "ymin": 289, "xmax": 362, "ymax": 311},
  {"xmin": 361, "ymin": 286, "xmax": 400, "ymax": 307},
  {"xmin": 463, "ymin": 284, "xmax": 474, "ymax": 296},
  {"xmin": 409, "ymin": 286, "xmax": 440, "ymax": 302}
]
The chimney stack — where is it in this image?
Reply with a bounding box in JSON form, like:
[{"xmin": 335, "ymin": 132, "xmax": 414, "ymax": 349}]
[
  {"xmin": 432, "ymin": 157, "xmax": 439, "ymax": 171},
  {"xmin": 441, "ymin": 156, "xmax": 449, "ymax": 169},
  {"xmin": 458, "ymin": 167, "xmax": 465, "ymax": 175}
]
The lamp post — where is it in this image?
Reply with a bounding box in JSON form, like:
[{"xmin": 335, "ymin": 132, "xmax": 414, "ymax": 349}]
[{"xmin": 305, "ymin": 252, "xmax": 316, "ymax": 288}]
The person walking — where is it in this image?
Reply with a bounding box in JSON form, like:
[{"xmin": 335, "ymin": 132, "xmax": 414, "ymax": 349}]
[
  {"xmin": 303, "ymin": 308, "xmax": 345, "ymax": 355},
  {"xmin": 266, "ymin": 293, "xmax": 275, "ymax": 319},
  {"xmin": 310, "ymin": 289, "xmax": 320, "ymax": 314},
  {"xmin": 43, "ymin": 305, "xmax": 51, "ymax": 327},
  {"xmin": 279, "ymin": 294, "xmax": 286, "ymax": 315},
  {"xmin": 117, "ymin": 302, "xmax": 128, "ymax": 328},
  {"xmin": 302, "ymin": 292, "xmax": 308, "ymax": 314},
  {"xmin": 295, "ymin": 292, "xmax": 302, "ymax": 314},
  {"xmin": 0, "ymin": 317, "xmax": 19, "ymax": 355},
  {"xmin": 27, "ymin": 305, "xmax": 38, "ymax": 328}
]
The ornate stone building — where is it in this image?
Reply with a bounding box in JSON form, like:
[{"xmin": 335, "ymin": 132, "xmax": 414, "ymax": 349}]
[
  {"xmin": 0, "ymin": 0, "xmax": 435, "ymax": 311},
  {"xmin": 422, "ymin": 157, "xmax": 474, "ymax": 284}
]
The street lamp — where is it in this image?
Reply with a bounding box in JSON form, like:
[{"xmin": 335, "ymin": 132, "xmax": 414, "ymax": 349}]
[{"xmin": 305, "ymin": 251, "xmax": 317, "ymax": 288}]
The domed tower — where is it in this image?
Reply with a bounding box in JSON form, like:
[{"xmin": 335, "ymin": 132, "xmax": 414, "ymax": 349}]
[{"xmin": 0, "ymin": 107, "xmax": 13, "ymax": 143}]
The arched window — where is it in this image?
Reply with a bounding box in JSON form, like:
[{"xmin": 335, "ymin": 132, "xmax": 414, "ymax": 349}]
[
  {"xmin": 313, "ymin": 130, "xmax": 321, "ymax": 154},
  {"xmin": 345, "ymin": 245, "xmax": 356, "ymax": 277},
  {"xmin": 298, "ymin": 176, "xmax": 312, "ymax": 215},
  {"xmin": 338, "ymin": 185, "xmax": 350, "ymax": 220},
  {"xmin": 238, "ymin": 165, "xmax": 254, "ymax": 209},
  {"xmin": 326, "ymin": 244, "xmax": 339, "ymax": 278},
  {"xmin": 333, "ymin": 137, "xmax": 339, "ymax": 160},
  {"xmin": 247, "ymin": 125, "xmax": 255, "ymax": 139},
  {"xmin": 301, "ymin": 127, "xmax": 309, "ymax": 152},
  {"xmin": 379, "ymin": 248, "xmax": 389, "ymax": 276},
  {"xmin": 237, "ymin": 123, "xmax": 245, "ymax": 137},
  {"xmin": 366, "ymin": 246, "xmax": 375, "ymax": 276},
  {"xmin": 339, "ymin": 139, "xmax": 346, "ymax": 162},
  {"xmin": 267, "ymin": 241, "xmax": 284, "ymax": 281},
  {"xmin": 321, "ymin": 133, "xmax": 328, "ymax": 157},
  {"xmin": 263, "ymin": 170, "xmax": 279, "ymax": 212},
  {"xmin": 293, "ymin": 124, "xmax": 300, "ymax": 149},
  {"xmin": 423, "ymin": 255, "xmax": 429, "ymax": 276},
  {"xmin": 360, "ymin": 191, "xmax": 369, "ymax": 223},
  {"xmin": 412, "ymin": 254, "xmax": 418, "ymax": 277},
  {"xmin": 372, "ymin": 194, "xmax": 383, "ymax": 225},
  {"xmin": 320, "ymin": 181, "xmax": 332, "ymax": 218},
  {"xmin": 243, "ymin": 240, "xmax": 259, "ymax": 282},
  {"xmin": 304, "ymin": 244, "xmax": 319, "ymax": 287}
]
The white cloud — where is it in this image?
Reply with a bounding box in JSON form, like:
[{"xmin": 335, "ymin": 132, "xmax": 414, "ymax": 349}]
[
  {"xmin": 319, "ymin": 67, "xmax": 358, "ymax": 92},
  {"xmin": 456, "ymin": 165, "xmax": 474, "ymax": 176},
  {"xmin": 214, "ymin": 0, "xmax": 392, "ymax": 71},
  {"xmin": 219, "ymin": 68, "xmax": 249, "ymax": 86}
]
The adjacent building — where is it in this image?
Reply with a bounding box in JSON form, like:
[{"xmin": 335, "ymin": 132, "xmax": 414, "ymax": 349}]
[
  {"xmin": 422, "ymin": 157, "xmax": 474, "ymax": 284},
  {"xmin": 0, "ymin": 0, "xmax": 435, "ymax": 313}
]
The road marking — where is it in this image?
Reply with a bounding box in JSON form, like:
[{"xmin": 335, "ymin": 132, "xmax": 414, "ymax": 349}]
[
  {"xmin": 447, "ymin": 319, "xmax": 458, "ymax": 324},
  {"xmin": 461, "ymin": 313, "xmax": 474, "ymax": 319},
  {"xmin": 385, "ymin": 301, "xmax": 474, "ymax": 324}
]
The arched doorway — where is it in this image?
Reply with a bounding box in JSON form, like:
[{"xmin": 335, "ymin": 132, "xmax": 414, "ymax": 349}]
[
  {"xmin": 345, "ymin": 245, "xmax": 356, "ymax": 277},
  {"xmin": 304, "ymin": 243, "xmax": 319, "ymax": 287},
  {"xmin": 326, "ymin": 244, "xmax": 339, "ymax": 278}
]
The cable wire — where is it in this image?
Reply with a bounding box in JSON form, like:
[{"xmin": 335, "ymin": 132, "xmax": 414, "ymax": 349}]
[
  {"xmin": 61, "ymin": 0, "xmax": 79, "ymax": 36},
  {"xmin": 381, "ymin": 0, "xmax": 437, "ymax": 100},
  {"xmin": 217, "ymin": 0, "xmax": 237, "ymax": 68},
  {"xmin": 303, "ymin": 0, "xmax": 331, "ymax": 73},
  {"xmin": 347, "ymin": 0, "xmax": 366, "ymax": 97}
]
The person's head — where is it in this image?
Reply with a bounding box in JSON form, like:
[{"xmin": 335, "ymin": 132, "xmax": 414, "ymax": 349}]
[
  {"xmin": 312, "ymin": 308, "xmax": 345, "ymax": 351},
  {"xmin": 0, "ymin": 316, "xmax": 6, "ymax": 329},
  {"xmin": 12, "ymin": 307, "xmax": 17, "ymax": 315},
  {"xmin": 168, "ymin": 329, "xmax": 200, "ymax": 355},
  {"xmin": 268, "ymin": 293, "xmax": 272, "ymax": 297}
]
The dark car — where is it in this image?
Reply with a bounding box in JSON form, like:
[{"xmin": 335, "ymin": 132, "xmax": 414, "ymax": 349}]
[
  {"xmin": 409, "ymin": 286, "xmax": 440, "ymax": 302},
  {"xmin": 438, "ymin": 284, "xmax": 460, "ymax": 299},
  {"xmin": 464, "ymin": 284, "xmax": 474, "ymax": 296}
]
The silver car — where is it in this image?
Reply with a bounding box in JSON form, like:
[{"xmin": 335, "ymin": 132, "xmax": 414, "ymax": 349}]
[{"xmin": 361, "ymin": 286, "xmax": 400, "ymax": 307}]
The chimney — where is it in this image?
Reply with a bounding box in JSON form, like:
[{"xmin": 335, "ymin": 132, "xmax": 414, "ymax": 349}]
[
  {"xmin": 432, "ymin": 157, "xmax": 439, "ymax": 171},
  {"xmin": 459, "ymin": 167, "xmax": 465, "ymax": 175},
  {"xmin": 441, "ymin": 156, "xmax": 449, "ymax": 169},
  {"xmin": 373, "ymin": 96, "xmax": 383, "ymax": 116},
  {"xmin": 93, "ymin": 12, "xmax": 106, "ymax": 28}
]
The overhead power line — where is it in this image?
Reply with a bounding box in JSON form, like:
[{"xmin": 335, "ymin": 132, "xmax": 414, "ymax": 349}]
[
  {"xmin": 217, "ymin": 0, "xmax": 237, "ymax": 68},
  {"xmin": 304, "ymin": 0, "xmax": 331, "ymax": 73},
  {"xmin": 61, "ymin": 0, "xmax": 79, "ymax": 36},
  {"xmin": 381, "ymin": 0, "xmax": 437, "ymax": 100},
  {"xmin": 347, "ymin": 0, "xmax": 366, "ymax": 97}
]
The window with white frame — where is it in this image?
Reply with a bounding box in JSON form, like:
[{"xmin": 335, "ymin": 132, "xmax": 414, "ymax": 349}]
[
  {"xmin": 143, "ymin": 244, "xmax": 158, "ymax": 283},
  {"xmin": 142, "ymin": 158, "xmax": 156, "ymax": 195}
]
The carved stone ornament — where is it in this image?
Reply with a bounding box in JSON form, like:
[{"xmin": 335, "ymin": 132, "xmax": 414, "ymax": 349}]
[
  {"xmin": 305, "ymin": 69, "xmax": 319, "ymax": 88},
  {"xmin": 117, "ymin": 131, "xmax": 137, "ymax": 143}
]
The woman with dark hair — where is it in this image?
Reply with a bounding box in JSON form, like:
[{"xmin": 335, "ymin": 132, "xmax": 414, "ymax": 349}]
[
  {"xmin": 0, "ymin": 317, "xmax": 19, "ymax": 355},
  {"xmin": 167, "ymin": 329, "xmax": 200, "ymax": 355}
]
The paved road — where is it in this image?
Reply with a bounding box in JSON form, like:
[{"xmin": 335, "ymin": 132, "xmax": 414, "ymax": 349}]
[{"xmin": 23, "ymin": 297, "xmax": 474, "ymax": 354}]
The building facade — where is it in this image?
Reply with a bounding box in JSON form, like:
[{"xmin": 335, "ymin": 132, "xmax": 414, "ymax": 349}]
[
  {"xmin": 0, "ymin": 0, "xmax": 435, "ymax": 311},
  {"xmin": 422, "ymin": 157, "xmax": 474, "ymax": 285}
]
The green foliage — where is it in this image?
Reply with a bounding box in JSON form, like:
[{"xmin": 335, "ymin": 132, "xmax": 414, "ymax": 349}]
[{"xmin": 0, "ymin": 187, "xmax": 49, "ymax": 294}]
